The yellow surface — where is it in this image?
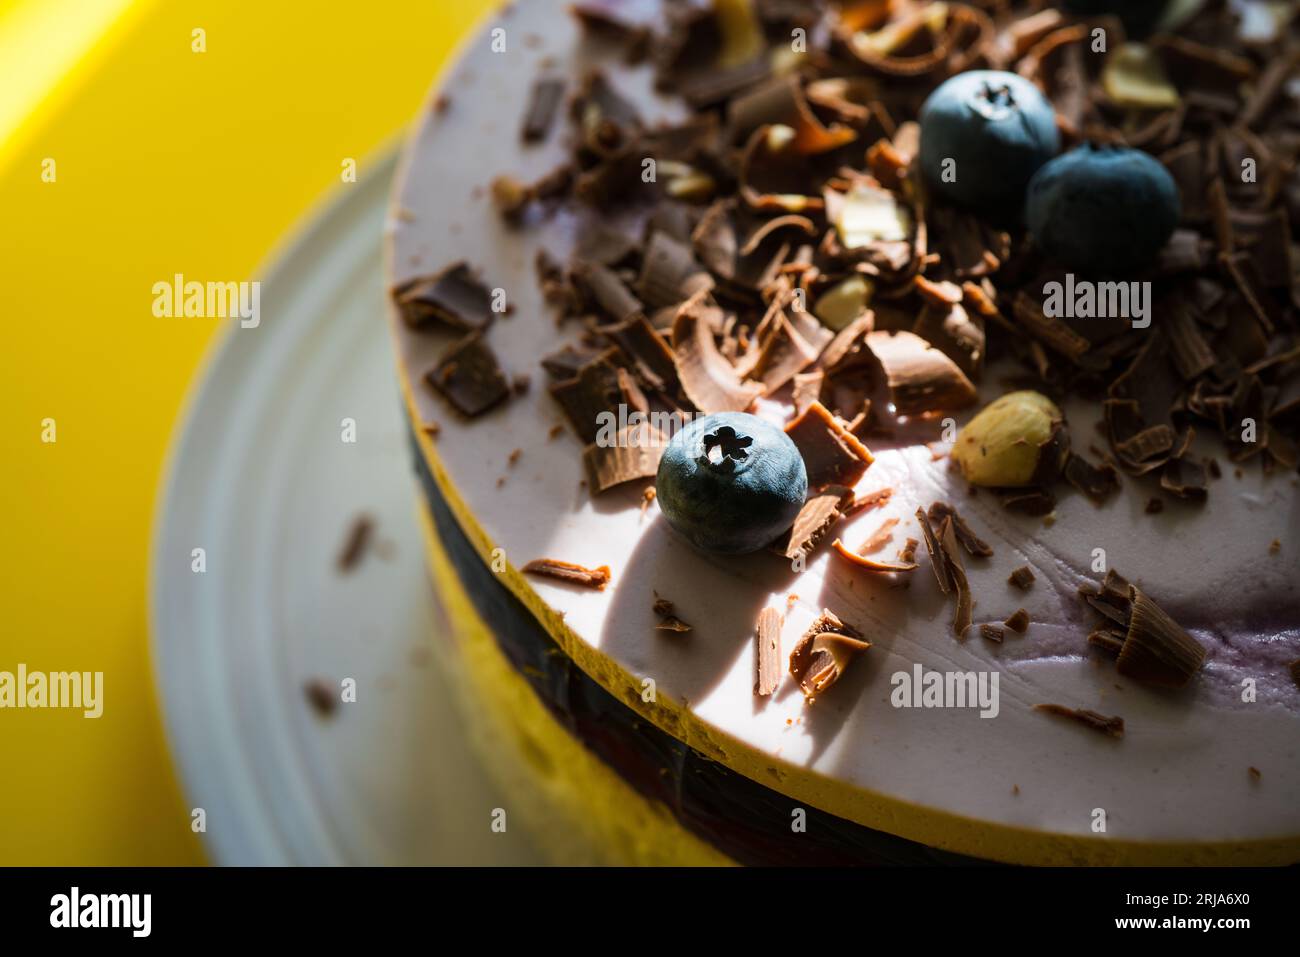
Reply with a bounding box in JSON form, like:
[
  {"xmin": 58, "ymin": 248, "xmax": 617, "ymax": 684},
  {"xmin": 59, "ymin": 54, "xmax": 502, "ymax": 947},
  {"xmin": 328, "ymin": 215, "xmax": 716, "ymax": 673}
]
[{"xmin": 0, "ymin": 0, "xmax": 496, "ymax": 865}]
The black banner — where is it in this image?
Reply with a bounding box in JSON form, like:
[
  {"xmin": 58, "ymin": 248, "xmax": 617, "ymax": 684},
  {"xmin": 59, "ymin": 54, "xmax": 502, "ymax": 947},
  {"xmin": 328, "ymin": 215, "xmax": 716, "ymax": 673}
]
[{"xmin": 0, "ymin": 866, "xmax": 1289, "ymax": 942}]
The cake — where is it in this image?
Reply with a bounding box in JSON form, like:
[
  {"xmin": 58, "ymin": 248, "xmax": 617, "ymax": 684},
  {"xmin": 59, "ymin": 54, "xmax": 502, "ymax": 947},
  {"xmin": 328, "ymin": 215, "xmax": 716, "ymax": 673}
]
[{"xmin": 385, "ymin": 0, "xmax": 1300, "ymax": 865}]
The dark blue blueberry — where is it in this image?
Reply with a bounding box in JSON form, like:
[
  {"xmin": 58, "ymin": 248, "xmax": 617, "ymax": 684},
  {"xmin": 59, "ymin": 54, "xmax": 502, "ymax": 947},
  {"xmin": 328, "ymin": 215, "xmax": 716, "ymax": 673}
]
[
  {"xmin": 1025, "ymin": 143, "xmax": 1181, "ymax": 276},
  {"xmin": 919, "ymin": 70, "xmax": 1060, "ymax": 216},
  {"xmin": 655, "ymin": 412, "xmax": 807, "ymax": 555},
  {"xmin": 1061, "ymin": 1, "xmax": 1169, "ymax": 39}
]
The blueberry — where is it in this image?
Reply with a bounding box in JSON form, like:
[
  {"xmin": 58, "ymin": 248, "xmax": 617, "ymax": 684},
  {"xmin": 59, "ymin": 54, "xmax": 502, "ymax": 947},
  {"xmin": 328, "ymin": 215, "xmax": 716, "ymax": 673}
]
[
  {"xmin": 1061, "ymin": 1, "xmax": 1169, "ymax": 39},
  {"xmin": 656, "ymin": 412, "xmax": 807, "ymax": 555},
  {"xmin": 1025, "ymin": 143, "xmax": 1180, "ymax": 276},
  {"xmin": 919, "ymin": 70, "xmax": 1060, "ymax": 216}
]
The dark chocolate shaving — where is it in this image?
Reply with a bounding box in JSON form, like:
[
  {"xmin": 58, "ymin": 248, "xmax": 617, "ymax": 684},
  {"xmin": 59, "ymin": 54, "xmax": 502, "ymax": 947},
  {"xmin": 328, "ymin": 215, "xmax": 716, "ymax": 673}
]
[
  {"xmin": 1079, "ymin": 572, "xmax": 1206, "ymax": 689},
  {"xmin": 522, "ymin": 76, "xmax": 566, "ymax": 142},
  {"xmin": 1062, "ymin": 453, "xmax": 1120, "ymax": 504},
  {"xmin": 393, "ymin": 262, "xmax": 496, "ymax": 331},
  {"xmin": 425, "ymin": 332, "xmax": 512, "ymax": 418}
]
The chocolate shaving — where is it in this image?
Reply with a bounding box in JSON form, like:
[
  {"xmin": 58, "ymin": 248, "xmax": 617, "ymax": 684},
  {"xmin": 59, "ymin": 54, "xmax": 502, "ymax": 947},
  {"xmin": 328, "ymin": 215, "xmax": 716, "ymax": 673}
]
[
  {"xmin": 788, "ymin": 610, "xmax": 869, "ymax": 700},
  {"xmin": 776, "ymin": 485, "xmax": 853, "ymax": 561},
  {"xmin": 1115, "ymin": 587, "xmax": 1207, "ymax": 688},
  {"xmin": 915, "ymin": 506, "xmax": 952, "ymax": 595},
  {"xmin": 304, "ymin": 679, "xmax": 338, "ymax": 718},
  {"xmin": 393, "ymin": 262, "xmax": 496, "ymax": 331},
  {"xmin": 784, "ymin": 400, "xmax": 875, "ymax": 488},
  {"xmin": 426, "ymin": 332, "xmax": 512, "ymax": 418},
  {"xmin": 926, "ymin": 502, "xmax": 992, "ymax": 558},
  {"xmin": 637, "ymin": 230, "xmax": 714, "ymax": 311},
  {"xmin": 727, "ymin": 74, "xmax": 856, "ymax": 155},
  {"xmin": 336, "ymin": 514, "xmax": 375, "ymax": 572},
  {"xmin": 672, "ymin": 298, "xmax": 764, "ymax": 413},
  {"xmin": 1079, "ymin": 573, "xmax": 1206, "ymax": 689},
  {"xmin": 752, "ymin": 310, "xmax": 822, "ymax": 392},
  {"xmin": 1062, "ymin": 453, "xmax": 1120, "ymax": 504},
  {"xmin": 858, "ymin": 517, "xmax": 899, "ymax": 555},
  {"xmin": 846, "ymin": 487, "xmax": 892, "ymax": 516},
  {"xmin": 1004, "ymin": 608, "xmax": 1029, "ymax": 633},
  {"xmin": 522, "ymin": 557, "xmax": 612, "ymax": 590},
  {"xmin": 791, "ymin": 369, "xmax": 826, "ymax": 416},
  {"xmin": 754, "ymin": 606, "xmax": 783, "ymax": 696},
  {"xmin": 980, "ymin": 624, "xmax": 1004, "ymax": 643},
  {"xmin": 1159, "ymin": 457, "xmax": 1208, "ymax": 501},
  {"xmin": 656, "ymin": 615, "xmax": 693, "ymax": 633},
  {"xmin": 1010, "ymin": 292, "xmax": 1090, "ymax": 362},
  {"xmin": 1034, "ymin": 704, "xmax": 1124, "ymax": 739},
  {"xmin": 939, "ymin": 517, "xmax": 973, "ymax": 640},
  {"xmin": 863, "ymin": 330, "xmax": 978, "ymax": 416},
  {"xmin": 522, "ymin": 76, "xmax": 566, "ymax": 142},
  {"xmin": 582, "ymin": 423, "xmax": 666, "ymax": 494},
  {"xmin": 830, "ymin": 538, "xmax": 918, "ymax": 573},
  {"xmin": 573, "ymin": 259, "xmax": 644, "ymax": 324},
  {"xmin": 549, "ymin": 350, "xmax": 626, "ymax": 442}
]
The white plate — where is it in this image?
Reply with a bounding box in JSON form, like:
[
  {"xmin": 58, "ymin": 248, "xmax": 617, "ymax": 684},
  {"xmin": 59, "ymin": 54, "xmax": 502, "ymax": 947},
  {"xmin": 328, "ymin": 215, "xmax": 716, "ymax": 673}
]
[{"xmin": 150, "ymin": 151, "xmax": 541, "ymax": 866}]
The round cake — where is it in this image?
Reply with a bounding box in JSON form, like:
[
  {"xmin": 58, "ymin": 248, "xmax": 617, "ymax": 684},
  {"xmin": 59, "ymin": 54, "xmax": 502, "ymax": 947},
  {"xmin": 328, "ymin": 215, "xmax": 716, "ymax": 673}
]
[{"xmin": 386, "ymin": 0, "xmax": 1300, "ymax": 865}]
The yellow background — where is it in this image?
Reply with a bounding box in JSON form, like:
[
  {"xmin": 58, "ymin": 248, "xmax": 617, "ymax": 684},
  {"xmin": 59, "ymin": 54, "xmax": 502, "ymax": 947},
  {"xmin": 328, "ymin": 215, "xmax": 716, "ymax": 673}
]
[{"xmin": 0, "ymin": 0, "xmax": 494, "ymax": 865}]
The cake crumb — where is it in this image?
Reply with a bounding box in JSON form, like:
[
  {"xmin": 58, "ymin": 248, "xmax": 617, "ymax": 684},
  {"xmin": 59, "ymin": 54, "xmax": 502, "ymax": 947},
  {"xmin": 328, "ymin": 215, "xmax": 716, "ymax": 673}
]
[
  {"xmin": 1012, "ymin": 784, "xmax": 1020, "ymax": 796},
  {"xmin": 1008, "ymin": 565, "xmax": 1035, "ymax": 590},
  {"xmin": 548, "ymin": 423, "xmax": 565, "ymax": 439},
  {"xmin": 640, "ymin": 486, "xmax": 656, "ymax": 516},
  {"xmin": 1248, "ymin": 766, "xmax": 1262, "ymax": 781},
  {"xmin": 1269, "ymin": 539, "xmax": 1281, "ymax": 554},
  {"xmin": 422, "ymin": 421, "xmax": 441, "ymax": 438}
]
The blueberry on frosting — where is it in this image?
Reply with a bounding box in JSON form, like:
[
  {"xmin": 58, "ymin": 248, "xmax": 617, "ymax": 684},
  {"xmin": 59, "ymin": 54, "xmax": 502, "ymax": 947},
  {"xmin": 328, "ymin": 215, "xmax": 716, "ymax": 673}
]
[
  {"xmin": 1025, "ymin": 143, "xmax": 1180, "ymax": 276},
  {"xmin": 918, "ymin": 70, "xmax": 1060, "ymax": 216},
  {"xmin": 656, "ymin": 412, "xmax": 808, "ymax": 556}
]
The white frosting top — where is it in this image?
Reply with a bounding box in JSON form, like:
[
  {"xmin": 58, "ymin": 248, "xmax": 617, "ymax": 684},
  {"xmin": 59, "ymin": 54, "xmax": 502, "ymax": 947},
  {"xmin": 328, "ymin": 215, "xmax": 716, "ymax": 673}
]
[{"xmin": 388, "ymin": 0, "xmax": 1300, "ymax": 846}]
